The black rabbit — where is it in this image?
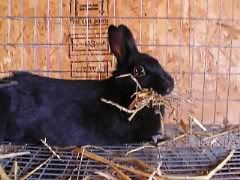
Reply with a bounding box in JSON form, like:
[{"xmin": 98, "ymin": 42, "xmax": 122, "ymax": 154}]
[{"xmin": 0, "ymin": 25, "xmax": 174, "ymax": 146}]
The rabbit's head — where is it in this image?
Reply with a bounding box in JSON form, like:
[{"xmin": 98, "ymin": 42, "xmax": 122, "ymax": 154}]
[{"xmin": 108, "ymin": 24, "xmax": 174, "ymax": 96}]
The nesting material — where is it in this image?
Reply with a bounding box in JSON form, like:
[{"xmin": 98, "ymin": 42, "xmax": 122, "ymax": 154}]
[
  {"xmin": 189, "ymin": 115, "xmax": 208, "ymax": 132},
  {"xmin": 1, "ymin": 126, "xmax": 238, "ymax": 180},
  {"xmin": 203, "ymin": 125, "xmax": 240, "ymax": 141},
  {"xmin": 73, "ymin": 147, "xmax": 235, "ymax": 180},
  {"xmin": 40, "ymin": 138, "xmax": 61, "ymax": 160},
  {"xmin": 73, "ymin": 147, "xmax": 165, "ymax": 180},
  {"xmin": 94, "ymin": 171, "xmax": 119, "ymax": 180},
  {"xmin": 20, "ymin": 155, "xmax": 54, "ymax": 180},
  {"xmin": 0, "ymin": 151, "xmax": 30, "ymax": 160},
  {"xmin": 0, "ymin": 165, "xmax": 11, "ymax": 180},
  {"xmin": 101, "ymin": 73, "xmax": 181, "ymax": 121}
]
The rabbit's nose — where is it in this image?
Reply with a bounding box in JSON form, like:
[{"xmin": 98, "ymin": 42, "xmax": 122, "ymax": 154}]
[
  {"xmin": 164, "ymin": 82, "xmax": 174, "ymax": 95},
  {"xmin": 166, "ymin": 88, "xmax": 171, "ymax": 94}
]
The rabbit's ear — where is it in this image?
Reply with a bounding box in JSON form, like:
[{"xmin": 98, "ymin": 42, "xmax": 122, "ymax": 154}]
[
  {"xmin": 108, "ymin": 25, "xmax": 123, "ymax": 59},
  {"xmin": 118, "ymin": 25, "xmax": 138, "ymax": 53}
]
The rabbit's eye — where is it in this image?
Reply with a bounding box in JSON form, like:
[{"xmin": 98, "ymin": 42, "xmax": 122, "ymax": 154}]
[{"xmin": 133, "ymin": 65, "xmax": 145, "ymax": 77}]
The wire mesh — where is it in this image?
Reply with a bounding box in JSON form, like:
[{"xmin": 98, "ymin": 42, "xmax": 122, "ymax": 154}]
[
  {"xmin": 0, "ymin": 0, "xmax": 239, "ymax": 124},
  {"xmin": 1, "ymin": 129, "xmax": 240, "ymax": 179},
  {"xmin": 0, "ymin": 2, "xmax": 240, "ymax": 178}
]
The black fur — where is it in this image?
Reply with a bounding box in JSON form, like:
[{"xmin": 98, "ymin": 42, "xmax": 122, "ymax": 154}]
[{"xmin": 0, "ymin": 25, "xmax": 174, "ymax": 146}]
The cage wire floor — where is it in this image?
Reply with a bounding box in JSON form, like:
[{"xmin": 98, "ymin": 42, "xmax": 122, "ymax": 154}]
[{"xmin": 1, "ymin": 127, "xmax": 240, "ymax": 180}]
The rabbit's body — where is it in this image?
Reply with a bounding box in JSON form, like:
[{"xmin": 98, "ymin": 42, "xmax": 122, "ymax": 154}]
[
  {"xmin": 0, "ymin": 25, "xmax": 174, "ymax": 146},
  {"xmin": 1, "ymin": 73, "xmax": 160, "ymax": 145}
]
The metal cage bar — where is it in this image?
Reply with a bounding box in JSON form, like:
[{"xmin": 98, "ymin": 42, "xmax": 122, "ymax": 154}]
[{"xmin": 1, "ymin": 130, "xmax": 240, "ymax": 179}]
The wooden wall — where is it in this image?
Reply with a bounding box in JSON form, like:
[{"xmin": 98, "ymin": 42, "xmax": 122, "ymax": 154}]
[{"xmin": 0, "ymin": 0, "xmax": 240, "ymax": 125}]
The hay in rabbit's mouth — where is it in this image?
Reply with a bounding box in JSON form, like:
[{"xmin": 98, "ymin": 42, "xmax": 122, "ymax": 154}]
[
  {"xmin": 101, "ymin": 73, "xmax": 184, "ymax": 121},
  {"xmin": 101, "ymin": 74, "xmax": 155, "ymax": 121},
  {"xmin": 101, "ymin": 88, "xmax": 162, "ymax": 121}
]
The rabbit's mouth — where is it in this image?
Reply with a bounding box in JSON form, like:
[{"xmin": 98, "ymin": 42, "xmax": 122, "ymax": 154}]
[
  {"xmin": 162, "ymin": 83, "xmax": 174, "ymax": 95},
  {"xmin": 164, "ymin": 87, "xmax": 173, "ymax": 95},
  {"xmin": 153, "ymin": 79, "xmax": 174, "ymax": 96}
]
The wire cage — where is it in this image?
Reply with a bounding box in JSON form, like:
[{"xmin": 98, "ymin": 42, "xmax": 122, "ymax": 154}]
[
  {"xmin": 0, "ymin": 0, "xmax": 239, "ymax": 125},
  {"xmin": 1, "ymin": 128, "xmax": 240, "ymax": 179},
  {"xmin": 0, "ymin": 0, "xmax": 240, "ymax": 179}
]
